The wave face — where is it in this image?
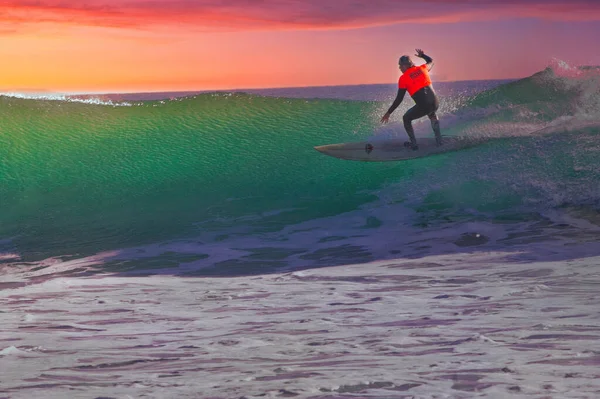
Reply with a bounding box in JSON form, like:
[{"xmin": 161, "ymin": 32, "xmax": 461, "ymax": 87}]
[{"xmin": 1, "ymin": 66, "xmax": 599, "ymax": 273}]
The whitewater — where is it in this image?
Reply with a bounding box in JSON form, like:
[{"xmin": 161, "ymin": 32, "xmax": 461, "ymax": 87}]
[{"xmin": 1, "ymin": 64, "xmax": 599, "ymax": 398}]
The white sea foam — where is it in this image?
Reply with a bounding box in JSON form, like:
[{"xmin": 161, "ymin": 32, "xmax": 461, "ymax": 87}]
[
  {"xmin": 1, "ymin": 247, "xmax": 599, "ymax": 398},
  {"xmin": 0, "ymin": 92, "xmax": 133, "ymax": 107}
]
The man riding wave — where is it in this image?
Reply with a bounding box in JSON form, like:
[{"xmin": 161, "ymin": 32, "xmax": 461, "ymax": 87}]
[{"xmin": 380, "ymin": 49, "xmax": 442, "ymax": 150}]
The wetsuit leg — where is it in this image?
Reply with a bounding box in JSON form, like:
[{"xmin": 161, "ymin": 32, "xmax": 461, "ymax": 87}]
[
  {"xmin": 403, "ymin": 86, "xmax": 442, "ymax": 148},
  {"xmin": 403, "ymin": 105, "xmax": 429, "ymax": 148},
  {"xmin": 428, "ymin": 112, "xmax": 442, "ymax": 145}
]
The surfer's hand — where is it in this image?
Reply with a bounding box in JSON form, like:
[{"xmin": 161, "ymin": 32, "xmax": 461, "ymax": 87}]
[
  {"xmin": 415, "ymin": 49, "xmax": 425, "ymax": 58},
  {"xmin": 380, "ymin": 113, "xmax": 390, "ymax": 124}
]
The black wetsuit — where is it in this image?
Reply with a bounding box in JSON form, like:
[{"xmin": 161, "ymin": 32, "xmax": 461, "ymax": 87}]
[{"xmin": 386, "ymin": 54, "xmax": 442, "ymax": 148}]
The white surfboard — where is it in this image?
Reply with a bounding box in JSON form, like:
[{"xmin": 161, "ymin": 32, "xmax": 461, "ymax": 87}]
[{"xmin": 314, "ymin": 136, "xmax": 488, "ymax": 162}]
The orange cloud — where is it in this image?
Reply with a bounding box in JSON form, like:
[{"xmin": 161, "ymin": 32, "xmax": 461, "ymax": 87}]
[{"xmin": 1, "ymin": 0, "xmax": 599, "ymax": 34}]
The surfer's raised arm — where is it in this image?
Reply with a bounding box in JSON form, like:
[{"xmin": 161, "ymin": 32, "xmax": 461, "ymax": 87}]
[{"xmin": 415, "ymin": 49, "xmax": 434, "ymax": 71}]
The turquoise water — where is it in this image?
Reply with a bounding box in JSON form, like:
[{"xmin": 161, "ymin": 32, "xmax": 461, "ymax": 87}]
[{"xmin": 1, "ymin": 67, "xmax": 599, "ymax": 269}]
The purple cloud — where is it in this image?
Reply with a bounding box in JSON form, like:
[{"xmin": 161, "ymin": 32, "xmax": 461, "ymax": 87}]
[{"xmin": 2, "ymin": 0, "xmax": 599, "ymax": 32}]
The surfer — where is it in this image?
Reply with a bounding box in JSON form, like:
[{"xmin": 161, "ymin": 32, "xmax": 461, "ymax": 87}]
[{"xmin": 380, "ymin": 49, "xmax": 442, "ymax": 150}]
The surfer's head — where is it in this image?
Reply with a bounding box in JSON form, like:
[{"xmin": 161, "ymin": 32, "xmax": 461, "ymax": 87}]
[{"xmin": 399, "ymin": 55, "xmax": 414, "ymax": 72}]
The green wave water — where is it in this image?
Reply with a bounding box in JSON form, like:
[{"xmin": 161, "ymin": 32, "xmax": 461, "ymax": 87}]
[{"xmin": 0, "ymin": 68, "xmax": 599, "ymax": 263}]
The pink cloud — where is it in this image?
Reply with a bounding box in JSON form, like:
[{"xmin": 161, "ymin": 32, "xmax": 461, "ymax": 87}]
[{"xmin": 2, "ymin": 0, "xmax": 599, "ymax": 33}]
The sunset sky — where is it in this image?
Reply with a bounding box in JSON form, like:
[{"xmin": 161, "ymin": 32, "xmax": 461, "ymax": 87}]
[{"xmin": 1, "ymin": 0, "xmax": 599, "ymax": 93}]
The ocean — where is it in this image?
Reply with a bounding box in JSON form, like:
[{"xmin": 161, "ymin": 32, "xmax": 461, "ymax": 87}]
[{"xmin": 1, "ymin": 65, "xmax": 599, "ymax": 398}]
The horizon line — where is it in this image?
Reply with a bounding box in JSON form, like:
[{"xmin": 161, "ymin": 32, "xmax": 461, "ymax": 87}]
[{"xmin": 1, "ymin": 77, "xmax": 519, "ymax": 97}]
